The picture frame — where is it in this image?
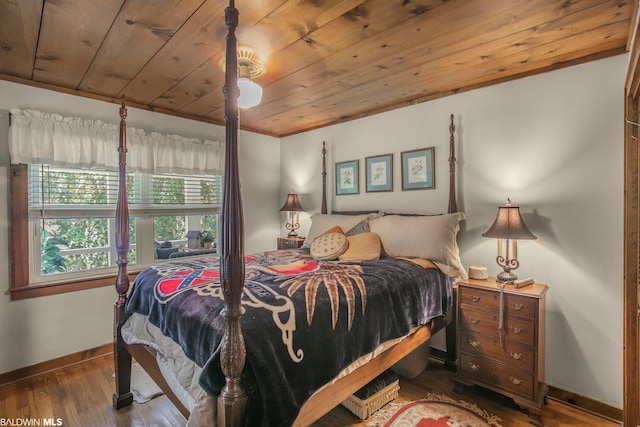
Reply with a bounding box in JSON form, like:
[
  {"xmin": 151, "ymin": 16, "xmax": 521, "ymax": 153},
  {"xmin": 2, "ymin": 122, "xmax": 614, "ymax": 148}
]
[
  {"xmin": 335, "ymin": 159, "xmax": 359, "ymax": 195},
  {"xmin": 401, "ymin": 147, "xmax": 435, "ymax": 190},
  {"xmin": 365, "ymin": 153, "xmax": 393, "ymax": 192}
]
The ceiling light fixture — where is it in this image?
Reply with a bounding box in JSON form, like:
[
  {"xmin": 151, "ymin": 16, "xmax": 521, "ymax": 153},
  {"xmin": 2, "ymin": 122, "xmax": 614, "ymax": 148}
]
[{"xmin": 226, "ymin": 46, "xmax": 265, "ymax": 109}]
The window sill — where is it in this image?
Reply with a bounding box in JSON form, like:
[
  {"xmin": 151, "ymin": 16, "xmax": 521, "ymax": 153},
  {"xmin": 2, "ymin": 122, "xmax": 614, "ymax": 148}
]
[{"xmin": 9, "ymin": 272, "xmax": 140, "ymax": 300}]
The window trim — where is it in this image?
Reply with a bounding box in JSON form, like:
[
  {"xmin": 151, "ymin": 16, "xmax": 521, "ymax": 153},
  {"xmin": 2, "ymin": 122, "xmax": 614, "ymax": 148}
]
[
  {"xmin": 10, "ymin": 164, "xmax": 141, "ymax": 299},
  {"xmin": 9, "ymin": 272, "xmax": 140, "ymax": 300}
]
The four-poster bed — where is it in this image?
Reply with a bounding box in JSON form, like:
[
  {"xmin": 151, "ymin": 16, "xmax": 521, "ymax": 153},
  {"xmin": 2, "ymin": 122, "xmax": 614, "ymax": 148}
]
[{"xmin": 112, "ymin": 2, "xmax": 463, "ymax": 426}]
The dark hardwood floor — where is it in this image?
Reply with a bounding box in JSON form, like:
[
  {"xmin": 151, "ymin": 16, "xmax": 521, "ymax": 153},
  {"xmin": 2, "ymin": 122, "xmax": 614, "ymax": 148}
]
[{"xmin": 0, "ymin": 353, "xmax": 619, "ymax": 426}]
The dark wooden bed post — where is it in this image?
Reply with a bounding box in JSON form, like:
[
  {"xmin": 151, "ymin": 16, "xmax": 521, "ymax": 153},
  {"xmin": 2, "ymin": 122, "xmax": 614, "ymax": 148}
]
[
  {"xmin": 321, "ymin": 141, "xmax": 327, "ymax": 215},
  {"xmin": 217, "ymin": 1, "xmax": 248, "ymax": 426},
  {"xmin": 113, "ymin": 96, "xmax": 134, "ymax": 409},
  {"xmin": 445, "ymin": 113, "xmax": 458, "ymax": 370},
  {"xmin": 448, "ymin": 114, "xmax": 457, "ymax": 215}
]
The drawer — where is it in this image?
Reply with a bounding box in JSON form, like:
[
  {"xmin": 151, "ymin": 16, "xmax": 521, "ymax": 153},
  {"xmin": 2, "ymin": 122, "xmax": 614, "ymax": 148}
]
[
  {"xmin": 459, "ymin": 353, "xmax": 534, "ymax": 398},
  {"xmin": 459, "ymin": 286, "xmax": 537, "ymax": 320},
  {"xmin": 505, "ymin": 294, "xmax": 537, "ymax": 319},
  {"xmin": 460, "ymin": 330, "xmax": 535, "ymax": 372},
  {"xmin": 459, "ymin": 287, "xmax": 499, "ymax": 310},
  {"xmin": 459, "ymin": 307, "xmax": 536, "ymax": 346}
]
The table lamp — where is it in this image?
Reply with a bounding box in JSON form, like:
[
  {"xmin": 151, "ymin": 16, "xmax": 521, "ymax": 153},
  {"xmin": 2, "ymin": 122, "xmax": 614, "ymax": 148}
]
[
  {"xmin": 279, "ymin": 190, "xmax": 305, "ymax": 237},
  {"xmin": 482, "ymin": 199, "xmax": 537, "ymax": 283}
]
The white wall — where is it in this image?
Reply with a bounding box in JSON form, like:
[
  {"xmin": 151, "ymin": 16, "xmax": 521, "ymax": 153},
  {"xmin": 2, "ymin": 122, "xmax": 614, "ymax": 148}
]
[
  {"xmin": 281, "ymin": 54, "xmax": 626, "ymax": 408},
  {"xmin": 0, "ymin": 80, "xmax": 280, "ymax": 373}
]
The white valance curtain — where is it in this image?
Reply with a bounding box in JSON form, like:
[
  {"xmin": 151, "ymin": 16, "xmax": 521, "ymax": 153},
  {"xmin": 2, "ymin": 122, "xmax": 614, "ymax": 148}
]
[{"xmin": 8, "ymin": 108, "xmax": 224, "ymax": 176}]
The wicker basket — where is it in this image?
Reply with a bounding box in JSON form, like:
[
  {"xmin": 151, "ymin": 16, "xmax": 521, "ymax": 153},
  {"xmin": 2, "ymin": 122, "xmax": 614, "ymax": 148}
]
[{"xmin": 341, "ymin": 379, "xmax": 400, "ymax": 419}]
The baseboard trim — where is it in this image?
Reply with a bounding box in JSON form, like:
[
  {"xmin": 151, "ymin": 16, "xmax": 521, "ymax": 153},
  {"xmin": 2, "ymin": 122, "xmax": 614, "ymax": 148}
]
[
  {"xmin": 547, "ymin": 386, "xmax": 622, "ymax": 423},
  {"xmin": 429, "ymin": 348, "xmax": 622, "ymax": 423},
  {"xmin": 0, "ymin": 343, "xmax": 112, "ymax": 387}
]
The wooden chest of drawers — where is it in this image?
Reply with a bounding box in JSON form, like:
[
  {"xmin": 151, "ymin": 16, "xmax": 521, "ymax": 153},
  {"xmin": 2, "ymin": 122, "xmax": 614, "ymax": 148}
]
[{"xmin": 453, "ymin": 277, "xmax": 548, "ymax": 426}]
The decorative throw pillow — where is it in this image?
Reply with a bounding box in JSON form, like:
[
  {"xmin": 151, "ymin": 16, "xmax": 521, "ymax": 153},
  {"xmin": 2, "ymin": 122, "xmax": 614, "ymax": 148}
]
[
  {"xmin": 318, "ymin": 225, "xmax": 344, "ymax": 238},
  {"xmin": 339, "ymin": 232, "xmax": 381, "ymax": 262},
  {"xmin": 310, "ymin": 232, "xmax": 349, "ymax": 261},
  {"xmin": 303, "ymin": 214, "xmax": 371, "ymax": 247},
  {"xmin": 345, "ymin": 219, "xmax": 370, "ymax": 236}
]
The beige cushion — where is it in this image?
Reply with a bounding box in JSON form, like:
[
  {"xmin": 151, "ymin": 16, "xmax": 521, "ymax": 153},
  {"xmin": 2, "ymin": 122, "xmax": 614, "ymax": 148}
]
[
  {"xmin": 369, "ymin": 212, "xmax": 466, "ymax": 278},
  {"xmin": 310, "ymin": 232, "xmax": 349, "ymax": 260},
  {"xmin": 303, "ymin": 214, "xmax": 372, "ymax": 247},
  {"xmin": 339, "ymin": 232, "xmax": 381, "ymax": 262}
]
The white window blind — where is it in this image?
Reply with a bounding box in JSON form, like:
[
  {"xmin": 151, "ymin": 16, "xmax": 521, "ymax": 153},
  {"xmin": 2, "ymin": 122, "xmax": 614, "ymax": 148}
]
[{"xmin": 28, "ymin": 165, "xmax": 223, "ymax": 220}]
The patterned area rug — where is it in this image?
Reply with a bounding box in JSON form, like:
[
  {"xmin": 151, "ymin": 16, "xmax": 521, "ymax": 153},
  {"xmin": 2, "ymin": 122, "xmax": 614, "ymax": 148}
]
[{"xmin": 366, "ymin": 393, "xmax": 502, "ymax": 427}]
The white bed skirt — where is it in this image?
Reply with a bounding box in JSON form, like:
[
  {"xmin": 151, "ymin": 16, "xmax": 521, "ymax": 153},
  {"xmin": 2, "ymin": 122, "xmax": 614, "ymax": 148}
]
[{"xmin": 121, "ymin": 313, "xmax": 216, "ymax": 425}]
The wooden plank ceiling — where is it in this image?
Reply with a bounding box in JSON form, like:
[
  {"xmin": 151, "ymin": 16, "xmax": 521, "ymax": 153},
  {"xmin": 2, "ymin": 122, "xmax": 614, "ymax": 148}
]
[{"xmin": 0, "ymin": 0, "xmax": 635, "ymax": 137}]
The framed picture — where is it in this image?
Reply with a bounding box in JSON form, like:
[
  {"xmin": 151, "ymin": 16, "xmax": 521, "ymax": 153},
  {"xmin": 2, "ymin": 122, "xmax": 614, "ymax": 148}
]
[
  {"xmin": 401, "ymin": 147, "xmax": 435, "ymax": 190},
  {"xmin": 335, "ymin": 159, "xmax": 359, "ymax": 195},
  {"xmin": 365, "ymin": 153, "xmax": 393, "ymax": 192}
]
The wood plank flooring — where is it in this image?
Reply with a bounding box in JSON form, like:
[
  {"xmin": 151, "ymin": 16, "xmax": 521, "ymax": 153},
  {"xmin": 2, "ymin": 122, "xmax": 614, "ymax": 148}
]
[{"xmin": 0, "ymin": 354, "xmax": 619, "ymax": 426}]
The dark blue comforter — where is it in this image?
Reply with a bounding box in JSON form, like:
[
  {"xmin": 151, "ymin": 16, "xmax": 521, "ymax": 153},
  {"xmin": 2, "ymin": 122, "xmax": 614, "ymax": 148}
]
[{"xmin": 125, "ymin": 249, "xmax": 452, "ymax": 426}]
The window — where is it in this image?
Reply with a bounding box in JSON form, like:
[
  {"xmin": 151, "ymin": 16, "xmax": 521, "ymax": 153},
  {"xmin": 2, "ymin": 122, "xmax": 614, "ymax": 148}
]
[
  {"xmin": 8, "ymin": 108, "xmax": 224, "ymax": 299},
  {"xmin": 10, "ymin": 164, "xmax": 222, "ymax": 298}
]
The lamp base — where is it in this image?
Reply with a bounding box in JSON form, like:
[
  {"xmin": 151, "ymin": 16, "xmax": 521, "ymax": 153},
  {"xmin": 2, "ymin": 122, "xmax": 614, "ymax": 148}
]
[{"xmin": 496, "ymin": 270, "xmax": 518, "ymax": 284}]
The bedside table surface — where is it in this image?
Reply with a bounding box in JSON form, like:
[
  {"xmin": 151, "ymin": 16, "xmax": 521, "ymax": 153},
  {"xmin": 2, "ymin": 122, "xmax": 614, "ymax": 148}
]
[
  {"xmin": 458, "ymin": 277, "xmax": 548, "ymax": 299},
  {"xmin": 277, "ymin": 237, "xmax": 305, "ymax": 249}
]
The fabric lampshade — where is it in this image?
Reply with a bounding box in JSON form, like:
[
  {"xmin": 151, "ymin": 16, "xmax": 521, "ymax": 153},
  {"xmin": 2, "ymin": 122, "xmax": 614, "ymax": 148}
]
[
  {"xmin": 279, "ymin": 192, "xmax": 305, "ymax": 212},
  {"xmin": 482, "ymin": 202, "xmax": 537, "ymax": 240}
]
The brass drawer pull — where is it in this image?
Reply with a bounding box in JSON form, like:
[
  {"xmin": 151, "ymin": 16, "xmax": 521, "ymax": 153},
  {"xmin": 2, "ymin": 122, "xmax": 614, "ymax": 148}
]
[
  {"xmin": 510, "ymin": 376, "xmax": 523, "ymax": 385},
  {"xmin": 510, "ymin": 352, "xmax": 523, "ymax": 360},
  {"xmin": 469, "ymin": 339, "xmax": 480, "ymax": 347},
  {"xmin": 510, "ymin": 326, "xmax": 523, "ymax": 334},
  {"xmin": 468, "ymin": 363, "xmax": 480, "ymax": 371},
  {"xmin": 471, "ymin": 296, "xmax": 481, "ymax": 302},
  {"xmin": 470, "ymin": 317, "xmax": 480, "ymax": 324},
  {"xmin": 512, "ymin": 303, "xmax": 525, "ymax": 310}
]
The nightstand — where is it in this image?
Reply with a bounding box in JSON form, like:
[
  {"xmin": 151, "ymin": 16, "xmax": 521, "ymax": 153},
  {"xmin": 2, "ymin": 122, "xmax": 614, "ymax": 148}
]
[
  {"xmin": 453, "ymin": 277, "xmax": 548, "ymax": 426},
  {"xmin": 277, "ymin": 237, "xmax": 305, "ymax": 249}
]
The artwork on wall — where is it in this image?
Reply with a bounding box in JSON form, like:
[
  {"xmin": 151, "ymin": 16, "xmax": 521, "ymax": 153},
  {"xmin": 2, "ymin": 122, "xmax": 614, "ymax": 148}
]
[
  {"xmin": 401, "ymin": 147, "xmax": 435, "ymax": 190},
  {"xmin": 335, "ymin": 159, "xmax": 359, "ymax": 195},
  {"xmin": 365, "ymin": 153, "xmax": 393, "ymax": 192}
]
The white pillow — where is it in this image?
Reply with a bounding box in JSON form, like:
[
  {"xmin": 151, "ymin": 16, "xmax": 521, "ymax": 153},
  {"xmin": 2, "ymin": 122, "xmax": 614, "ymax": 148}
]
[
  {"xmin": 369, "ymin": 212, "xmax": 467, "ymax": 278},
  {"xmin": 303, "ymin": 214, "xmax": 372, "ymax": 248}
]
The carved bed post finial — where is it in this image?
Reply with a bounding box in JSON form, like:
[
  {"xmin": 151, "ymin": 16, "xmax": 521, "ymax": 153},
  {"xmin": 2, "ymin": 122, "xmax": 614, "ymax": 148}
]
[
  {"xmin": 321, "ymin": 141, "xmax": 327, "ymax": 214},
  {"xmin": 113, "ymin": 96, "xmax": 133, "ymax": 409},
  {"xmin": 218, "ymin": 0, "xmax": 248, "ymax": 426},
  {"xmin": 448, "ymin": 114, "xmax": 457, "ymax": 214}
]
